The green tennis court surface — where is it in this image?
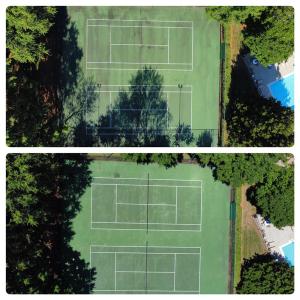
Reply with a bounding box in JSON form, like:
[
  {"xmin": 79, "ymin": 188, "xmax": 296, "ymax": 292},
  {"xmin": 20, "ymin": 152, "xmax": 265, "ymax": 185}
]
[
  {"xmin": 67, "ymin": 7, "xmax": 220, "ymax": 145},
  {"xmin": 71, "ymin": 161, "xmax": 230, "ymax": 293}
]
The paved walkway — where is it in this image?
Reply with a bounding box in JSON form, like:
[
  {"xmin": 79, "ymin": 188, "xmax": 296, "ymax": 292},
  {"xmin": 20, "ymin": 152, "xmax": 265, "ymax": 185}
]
[
  {"xmin": 253, "ymin": 214, "xmax": 294, "ymax": 256},
  {"xmin": 242, "ymin": 54, "xmax": 294, "ymax": 98}
]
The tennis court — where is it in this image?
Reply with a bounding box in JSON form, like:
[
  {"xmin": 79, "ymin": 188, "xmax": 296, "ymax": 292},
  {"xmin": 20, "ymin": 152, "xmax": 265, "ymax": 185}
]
[
  {"xmin": 71, "ymin": 160, "xmax": 230, "ymax": 293},
  {"xmin": 67, "ymin": 7, "xmax": 221, "ymax": 145},
  {"xmin": 86, "ymin": 85, "xmax": 192, "ymax": 136},
  {"xmin": 90, "ymin": 245, "xmax": 201, "ymax": 293},
  {"xmin": 91, "ymin": 177, "xmax": 202, "ymax": 231}
]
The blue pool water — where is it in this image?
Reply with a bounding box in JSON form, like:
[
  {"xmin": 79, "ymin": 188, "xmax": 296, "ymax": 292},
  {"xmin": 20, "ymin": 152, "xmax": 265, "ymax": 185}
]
[
  {"xmin": 268, "ymin": 73, "xmax": 294, "ymax": 108},
  {"xmin": 281, "ymin": 241, "xmax": 294, "ymax": 266}
]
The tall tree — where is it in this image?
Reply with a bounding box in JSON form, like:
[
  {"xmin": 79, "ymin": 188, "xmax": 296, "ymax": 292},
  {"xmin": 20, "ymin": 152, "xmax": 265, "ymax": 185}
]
[
  {"xmin": 6, "ymin": 6, "xmax": 57, "ymax": 66},
  {"xmin": 206, "ymin": 6, "xmax": 294, "ymax": 65},
  {"xmin": 227, "ymin": 97, "xmax": 294, "ymax": 147},
  {"xmin": 206, "ymin": 6, "xmax": 265, "ymax": 23},
  {"xmin": 236, "ymin": 254, "xmax": 294, "ymax": 294},
  {"xmin": 247, "ymin": 165, "xmax": 294, "ymax": 228},
  {"xmin": 6, "ymin": 154, "xmax": 95, "ymax": 293},
  {"xmin": 194, "ymin": 153, "xmax": 286, "ymax": 187},
  {"xmin": 243, "ymin": 7, "xmax": 294, "ymax": 66}
]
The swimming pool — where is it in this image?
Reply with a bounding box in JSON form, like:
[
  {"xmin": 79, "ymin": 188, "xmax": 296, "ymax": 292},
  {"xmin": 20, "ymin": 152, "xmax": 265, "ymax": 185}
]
[
  {"xmin": 268, "ymin": 73, "xmax": 294, "ymax": 108},
  {"xmin": 280, "ymin": 241, "xmax": 294, "ymax": 266}
]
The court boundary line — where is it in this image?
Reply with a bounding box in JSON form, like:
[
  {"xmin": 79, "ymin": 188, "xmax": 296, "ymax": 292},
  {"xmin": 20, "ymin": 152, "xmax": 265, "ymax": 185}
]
[
  {"xmin": 90, "ymin": 177, "xmax": 202, "ymax": 232},
  {"xmin": 90, "ymin": 245, "xmax": 201, "ymax": 293},
  {"xmin": 87, "ymin": 18, "xmax": 193, "ymax": 24},
  {"xmin": 91, "ymin": 189, "xmax": 202, "ymax": 229},
  {"xmin": 92, "ymin": 176, "xmax": 201, "ymax": 182}
]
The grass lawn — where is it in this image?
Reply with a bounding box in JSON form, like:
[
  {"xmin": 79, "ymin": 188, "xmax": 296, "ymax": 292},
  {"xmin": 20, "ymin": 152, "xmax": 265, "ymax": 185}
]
[
  {"xmin": 223, "ymin": 22, "xmax": 242, "ymax": 145},
  {"xmin": 70, "ymin": 160, "xmax": 230, "ymax": 293},
  {"xmin": 233, "ymin": 185, "xmax": 267, "ymax": 290},
  {"xmin": 67, "ymin": 7, "xmax": 220, "ymax": 145}
]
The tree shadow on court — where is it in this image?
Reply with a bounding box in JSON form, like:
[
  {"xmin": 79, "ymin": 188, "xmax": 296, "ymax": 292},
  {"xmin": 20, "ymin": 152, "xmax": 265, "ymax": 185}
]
[
  {"xmin": 97, "ymin": 67, "xmax": 172, "ymax": 147},
  {"xmin": 172, "ymin": 124, "xmax": 194, "ymax": 146},
  {"xmin": 6, "ymin": 154, "xmax": 96, "ymax": 293},
  {"xmin": 225, "ymin": 51, "xmax": 294, "ymax": 147},
  {"xmin": 6, "ymin": 6, "xmax": 99, "ymax": 147},
  {"xmin": 196, "ymin": 130, "xmax": 213, "ymax": 147}
]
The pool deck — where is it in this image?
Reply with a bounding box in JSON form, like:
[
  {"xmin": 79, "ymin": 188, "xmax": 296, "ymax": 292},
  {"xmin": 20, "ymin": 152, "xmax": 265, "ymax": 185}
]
[
  {"xmin": 254, "ymin": 214, "xmax": 294, "ymax": 257},
  {"xmin": 242, "ymin": 54, "xmax": 294, "ymax": 99}
]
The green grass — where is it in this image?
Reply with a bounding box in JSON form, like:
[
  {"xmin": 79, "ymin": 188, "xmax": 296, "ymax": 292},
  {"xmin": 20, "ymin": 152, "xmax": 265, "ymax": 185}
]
[
  {"xmin": 67, "ymin": 7, "xmax": 220, "ymax": 145},
  {"xmin": 233, "ymin": 187, "xmax": 242, "ymax": 290},
  {"xmin": 70, "ymin": 160, "xmax": 230, "ymax": 293}
]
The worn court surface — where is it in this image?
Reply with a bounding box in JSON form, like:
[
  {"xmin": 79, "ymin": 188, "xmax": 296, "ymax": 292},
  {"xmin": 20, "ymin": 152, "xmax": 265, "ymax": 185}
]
[
  {"xmin": 71, "ymin": 160, "xmax": 230, "ymax": 293},
  {"xmin": 67, "ymin": 7, "xmax": 220, "ymax": 144}
]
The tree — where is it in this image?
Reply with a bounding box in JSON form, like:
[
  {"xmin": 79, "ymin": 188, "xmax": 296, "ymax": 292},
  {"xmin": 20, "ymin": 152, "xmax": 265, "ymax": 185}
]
[
  {"xmin": 6, "ymin": 6, "xmax": 57, "ymax": 66},
  {"xmin": 247, "ymin": 165, "xmax": 294, "ymax": 228},
  {"xmin": 236, "ymin": 254, "xmax": 294, "ymax": 294},
  {"xmin": 206, "ymin": 6, "xmax": 294, "ymax": 65},
  {"xmin": 243, "ymin": 7, "xmax": 294, "ymax": 66},
  {"xmin": 6, "ymin": 154, "xmax": 95, "ymax": 293},
  {"xmin": 122, "ymin": 153, "xmax": 182, "ymax": 168},
  {"xmin": 194, "ymin": 153, "xmax": 286, "ymax": 187},
  {"xmin": 206, "ymin": 6, "xmax": 265, "ymax": 23},
  {"xmin": 227, "ymin": 96, "xmax": 294, "ymax": 147},
  {"xmin": 225, "ymin": 55, "xmax": 294, "ymax": 147}
]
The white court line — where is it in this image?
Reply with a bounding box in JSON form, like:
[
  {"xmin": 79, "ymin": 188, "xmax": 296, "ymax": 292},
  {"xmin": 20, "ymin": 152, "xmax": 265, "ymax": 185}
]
[
  {"xmin": 92, "ymin": 183, "xmax": 201, "ymax": 188},
  {"xmin": 88, "ymin": 84, "xmax": 193, "ymax": 88},
  {"xmin": 109, "ymin": 25, "xmax": 112, "ymax": 63},
  {"xmin": 87, "ymin": 61, "xmax": 192, "ymax": 65},
  {"xmin": 167, "ymin": 28, "xmax": 170, "ymax": 64},
  {"xmin": 192, "ymin": 22, "xmax": 194, "ymax": 71},
  {"xmin": 86, "ymin": 66, "xmax": 193, "ymax": 71},
  {"xmin": 199, "ymin": 247, "xmax": 201, "ymax": 293},
  {"xmin": 175, "ymin": 187, "xmax": 178, "ymax": 224},
  {"xmin": 91, "ymin": 245, "xmax": 201, "ymax": 249},
  {"xmin": 91, "ymin": 252, "xmax": 199, "ymax": 255},
  {"xmin": 174, "ymin": 254, "xmax": 176, "ymax": 291},
  {"xmin": 87, "ymin": 18, "xmax": 193, "ymax": 24},
  {"xmin": 115, "ymin": 184, "xmax": 118, "ymax": 222},
  {"xmin": 115, "ymin": 252, "xmax": 117, "ymax": 291},
  {"xmin": 116, "ymin": 270, "xmax": 175, "ymax": 274},
  {"xmin": 92, "ymin": 221, "xmax": 200, "ymax": 225},
  {"xmin": 94, "ymin": 289, "xmax": 199, "ymax": 293},
  {"xmin": 92, "ymin": 176, "xmax": 201, "ymax": 182},
  {"xmin": 91, "ymin": 226, "xmax": 201, "ymax": 232},
  {"xmin": 111, "ymin": 43, "xmax": 168, "ymax": 47},
  {"xmin": 116, "ymin": 202, "xmax": 176, "ymax": 207},
  {"xmin": 88, "ymin": 24, "xmax": 192, "ymax": 30},
  {"xmin": 191, "ymin": 89, "xmax": 193, "ymax": 128}
]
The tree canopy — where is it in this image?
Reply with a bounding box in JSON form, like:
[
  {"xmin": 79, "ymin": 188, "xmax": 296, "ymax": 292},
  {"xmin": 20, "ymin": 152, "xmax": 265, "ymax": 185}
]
[
  {"xmin": 226, "ymin": 55, "xmax": 294, "ymax": 147},
  {"xmin": 227, "ymin": 95, "xmax": 294, "ymax": 147},
  {"xmin": 194, "ymin": 153, "xmax": 287, "ymax": 187},
  {"xmin": 243, "ymin": 7, "xmax": 294, "ymax": 66},
  {"xmin": 206, "ymin": 6, "xmax": 265, "ymax": 23},
  {"xmin": 247, "ymin": 165, "xmax": 294, "ymax": 228},
  {"xmin": 6, "ymin": 6, "xmax": 57, "ymax": 66},
  {"xmin": 6, "ymin": 154, "xmax": 95, "ymax": 293},
  {"xmin": 236, "ymin": 253, "xmax": 294, "ymax": 294},
  {"xmin": 207, "ymin": 6, "xmax": 294, "ymax": 65}
]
